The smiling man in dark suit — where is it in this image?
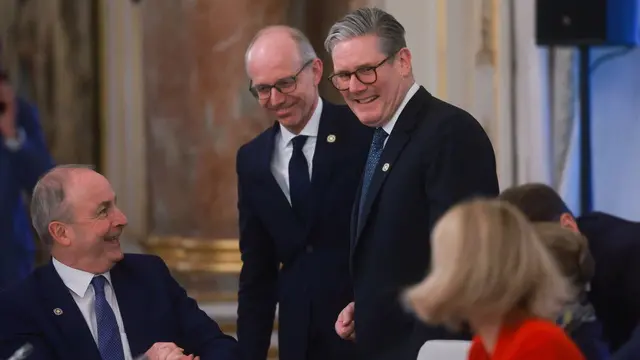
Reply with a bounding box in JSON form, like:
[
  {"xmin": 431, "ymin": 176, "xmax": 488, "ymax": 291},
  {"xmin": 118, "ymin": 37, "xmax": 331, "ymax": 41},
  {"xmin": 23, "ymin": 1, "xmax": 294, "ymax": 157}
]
[
  {"xmin": 0, "ymin": 165, "xmax": 238, "ymax": 360},
  {"xmin": 325, "ymin": 8, "xmax": 500, "ymax": 360},
  {"xmin": 236, "ymin": 26, "xmax": 371, "ymax": 360}
]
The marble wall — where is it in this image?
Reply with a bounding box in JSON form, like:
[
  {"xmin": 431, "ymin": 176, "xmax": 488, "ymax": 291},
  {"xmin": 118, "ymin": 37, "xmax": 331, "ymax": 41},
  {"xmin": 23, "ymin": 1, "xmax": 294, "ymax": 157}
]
[{"xmin": 140, "ymin": 0, "xmax": 366, "ymax": 243}]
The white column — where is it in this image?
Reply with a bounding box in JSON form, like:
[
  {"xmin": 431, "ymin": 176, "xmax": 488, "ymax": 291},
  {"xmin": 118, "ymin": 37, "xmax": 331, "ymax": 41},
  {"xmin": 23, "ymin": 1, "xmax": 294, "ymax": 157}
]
[
  {"xmin": 99, "ymin": 0, "xmax": 147, "ymax": 252},
  {"xmin": 378, "ymin": 0, "xmax": 516, "ymax": 189}
]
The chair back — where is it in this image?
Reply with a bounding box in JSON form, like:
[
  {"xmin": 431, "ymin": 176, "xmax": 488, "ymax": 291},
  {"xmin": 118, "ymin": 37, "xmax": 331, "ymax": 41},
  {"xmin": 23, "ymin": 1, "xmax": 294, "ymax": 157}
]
[{"xmin": 417, "ymin": 340, "xmax": 472, "ymax": 360}]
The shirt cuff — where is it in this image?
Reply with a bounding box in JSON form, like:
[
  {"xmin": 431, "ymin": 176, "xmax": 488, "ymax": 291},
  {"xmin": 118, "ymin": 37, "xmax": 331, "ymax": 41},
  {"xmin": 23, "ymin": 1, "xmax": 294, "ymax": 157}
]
[{"xmin": 3, "ymin": 127, "xmax": 26, "ymax": 152}]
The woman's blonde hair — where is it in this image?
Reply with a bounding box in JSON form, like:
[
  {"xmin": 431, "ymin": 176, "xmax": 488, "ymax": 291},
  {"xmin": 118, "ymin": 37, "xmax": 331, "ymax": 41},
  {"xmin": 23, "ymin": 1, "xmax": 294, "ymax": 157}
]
[
  {"xmin": 403, "ymin": 199, "xmax": 573, "ymax": 330},
  {"xmin": 533, "ymin": 222, "xmax": 595, "ymax": 287}
]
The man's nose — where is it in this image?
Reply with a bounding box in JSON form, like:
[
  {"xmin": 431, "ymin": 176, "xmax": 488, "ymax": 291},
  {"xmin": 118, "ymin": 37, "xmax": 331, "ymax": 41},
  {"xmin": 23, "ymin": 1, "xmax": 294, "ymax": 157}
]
[
  {"xmin": 112, "ymin": 207, "xmax": 128, "ymax": 227},
  {"xmin": 269, "ymin": 88, "xmax": 286, "ymax": 107},
  {"xmin": 348, "ymin": 74, "xmax": 367, "ymax": 93}
]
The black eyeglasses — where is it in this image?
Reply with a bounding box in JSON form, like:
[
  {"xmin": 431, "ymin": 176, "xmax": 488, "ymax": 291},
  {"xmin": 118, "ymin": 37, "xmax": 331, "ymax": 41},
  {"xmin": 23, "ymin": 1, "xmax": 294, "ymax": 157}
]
[
  {"xmin": 328, "ymin": 52, "xmax": 399, "ymax": 91},
  {"xmin": 249, "ymin": 60, "xmax": 314, "ymax": 100}
]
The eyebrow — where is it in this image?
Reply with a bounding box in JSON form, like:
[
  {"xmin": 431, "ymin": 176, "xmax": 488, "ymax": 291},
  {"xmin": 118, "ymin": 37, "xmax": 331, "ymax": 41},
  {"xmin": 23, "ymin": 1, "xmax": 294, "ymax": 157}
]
[
  {"xmin": 96, "ymin": 195, "xmax": 117, "ymax": 211},
  {"xmin": 334, "ymin": 61, "xmax": 379, "ymax": 74}
]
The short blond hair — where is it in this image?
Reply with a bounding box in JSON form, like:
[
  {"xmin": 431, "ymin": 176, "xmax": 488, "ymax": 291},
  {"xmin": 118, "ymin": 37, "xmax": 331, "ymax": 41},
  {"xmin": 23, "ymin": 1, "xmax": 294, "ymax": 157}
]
[
  {"xmin": 403, "ymin": 199, "xmax": 572, "ymax": 330},
  {"xmin": 533, "ymin": 222, "xmax": 594, "ymax": 287}
]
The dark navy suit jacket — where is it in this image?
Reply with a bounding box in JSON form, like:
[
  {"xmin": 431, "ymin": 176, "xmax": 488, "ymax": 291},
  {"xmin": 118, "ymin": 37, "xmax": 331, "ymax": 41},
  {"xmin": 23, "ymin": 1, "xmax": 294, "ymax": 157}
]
[
  {"xmin": 350, "ymin": 87, "xmax": 499, "ymax": 360},
  {"xmin": 0, "ymin": 98, "xmax": 54, "ymax": 287},
  {"xmin": 578, "ymin": 212, "xmax": 640, "ymax": 354},
  {"xmin": 0, "ymin": 254, "xmax": 238, "ymax": 360},
  {"xmin": 235, "ymin": 100, "xmax": 372, "ymax": 360}
]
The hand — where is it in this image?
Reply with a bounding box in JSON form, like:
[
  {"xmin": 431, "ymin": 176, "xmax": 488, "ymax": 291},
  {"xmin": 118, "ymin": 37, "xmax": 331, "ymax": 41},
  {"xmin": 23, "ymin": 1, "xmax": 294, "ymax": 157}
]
[
  {"xmin": 0, "ymin": 81, "xmax": 17, "ymax": 139},
  {"xmin": 144, "ymin": 342, "xmax": 199, "ymax": 360},
  {"xmin": 335, "ymin": 301, "xmax": 356, "ymax": 341}
]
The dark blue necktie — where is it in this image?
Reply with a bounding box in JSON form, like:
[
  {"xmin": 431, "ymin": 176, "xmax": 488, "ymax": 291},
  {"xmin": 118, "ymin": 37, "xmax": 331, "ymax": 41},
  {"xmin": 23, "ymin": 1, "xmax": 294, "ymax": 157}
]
[
  {"xmin": 289, "ymin": 135, "xmax": 311, "ymax": 221},
  {"xmin": 92, "ymin": 276, "xmax": 125, "ymax": 360},
  {"xmin": 358, "ymin": 127, "xmax": 388, "ymax": 222}
]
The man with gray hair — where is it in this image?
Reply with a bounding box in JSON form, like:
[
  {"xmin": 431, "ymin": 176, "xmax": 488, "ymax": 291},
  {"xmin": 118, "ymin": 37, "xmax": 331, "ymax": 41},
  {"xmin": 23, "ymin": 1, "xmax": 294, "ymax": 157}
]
[
  {"xmin": 325, "ymin": 8, "xmax": 499, "ymax": 359},
  {"xmin": 236, "ymin": 25, "xmax": 371, "ymax": 360},
  {"xmin": 0, "ymin": 165, "xmax": 238, "ymax": 360}
]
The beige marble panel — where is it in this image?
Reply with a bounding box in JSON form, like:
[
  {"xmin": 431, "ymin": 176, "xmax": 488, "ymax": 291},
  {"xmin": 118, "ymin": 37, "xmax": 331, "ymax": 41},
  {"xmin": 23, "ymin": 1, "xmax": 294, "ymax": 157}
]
[{"xmin": 141, "ymin": 0, "xmax": 291, "ymax": 240}]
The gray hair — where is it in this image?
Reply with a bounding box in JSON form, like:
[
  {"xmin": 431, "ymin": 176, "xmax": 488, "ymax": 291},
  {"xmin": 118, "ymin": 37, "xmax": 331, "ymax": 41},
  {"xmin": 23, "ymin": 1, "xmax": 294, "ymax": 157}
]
[
  {"xmin": 245, "ymin": 26, "xmax": 317, "ymax": 69},
  {"xmin": 30, "ymin": 164, "xmax": 95, "ymax": 247},
  {"xmin": 324, "ymin": 7, "xmax": 406, "ymax": 56}
]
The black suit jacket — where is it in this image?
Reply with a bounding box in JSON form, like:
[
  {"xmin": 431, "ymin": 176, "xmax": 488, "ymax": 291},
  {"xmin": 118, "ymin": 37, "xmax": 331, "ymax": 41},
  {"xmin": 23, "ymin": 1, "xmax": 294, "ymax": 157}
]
[
  {"xmin": 350, "ymin": 87, "xmax": 499, "ymax": 360},
  {"xmin": 0, "ymin": 254, "xmax": 238, "ymax": 360},
  {"xmin": 236, "ymin": 100, "xmax": 372, "ymax": 360},
  {"xmin": 578, "ymin": 212, "xmax": 640, "ymax": 352}
]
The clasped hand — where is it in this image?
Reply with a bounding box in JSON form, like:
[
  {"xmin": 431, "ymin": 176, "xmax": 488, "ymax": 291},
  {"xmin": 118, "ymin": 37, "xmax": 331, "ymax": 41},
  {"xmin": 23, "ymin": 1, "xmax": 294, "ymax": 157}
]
[{"xmin": 141, "ymin": 342, "xmax": 200, "ymax": 360}]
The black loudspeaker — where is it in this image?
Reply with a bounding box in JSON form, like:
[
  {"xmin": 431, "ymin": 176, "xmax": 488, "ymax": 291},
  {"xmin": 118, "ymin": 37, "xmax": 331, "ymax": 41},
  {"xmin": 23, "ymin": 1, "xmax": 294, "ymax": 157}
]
[
  {"xmin": 536, "ymin": 0, "xmax": 640, "ymax": 46},
  {"xmin": 536, "ymin": 0, "xmax": 607, "ymax": 45}
]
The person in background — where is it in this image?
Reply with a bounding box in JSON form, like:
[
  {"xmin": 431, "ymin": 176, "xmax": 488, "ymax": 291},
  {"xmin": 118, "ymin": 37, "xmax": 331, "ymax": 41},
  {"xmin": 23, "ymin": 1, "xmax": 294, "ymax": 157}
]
[
  {"xmin": 236, "ymin": 26, "xmax": 371, "ymax": 360},
  {"xmin": 499, "ymin": 183, "xmax": 640, "ymax": 356},
  {"xmin": 0, "ymin": 60, "xmax": 55, "ymax": 289},
  {"xmin": 533, "ymin": 222, "xmax": 609, "ymax": 360},
  {"xmin": 404, "ymin": 199, "xmax": 585, "ymax": 360},
  {"xmin": 325, "ymin": 7, "xmax": 499, "ymax": 359},
  {"xmin": 0, "ymin": 165, "xmax": 238, "ymax": 360}
]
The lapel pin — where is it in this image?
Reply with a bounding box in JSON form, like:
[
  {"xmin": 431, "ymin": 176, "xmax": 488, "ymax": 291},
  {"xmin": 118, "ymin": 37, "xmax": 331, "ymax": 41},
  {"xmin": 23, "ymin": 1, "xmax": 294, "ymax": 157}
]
[
  {"xmin": 53, "ymin": 308, "xmax": 63, "ymax": 316},
  {"xmin": 382, "ymin": 163, "xmax": 390, "ymax": 172},
  {"xmin": 327, "ymin": 134, "xmax": 336, "ymax": 143}
]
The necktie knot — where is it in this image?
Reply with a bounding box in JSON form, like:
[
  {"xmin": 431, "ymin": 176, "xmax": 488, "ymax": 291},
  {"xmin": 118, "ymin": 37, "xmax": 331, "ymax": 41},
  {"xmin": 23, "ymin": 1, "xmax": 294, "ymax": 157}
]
[
  {"xmin": 291, "ymin": 135, "xmax": 308, "ymax": 152},
  {"xmin": 372, "ymin": 127, "xmax": 388, "ymax": 147},
  {"xmin": 91, "ymin": 275, "xmax": 107, "ymax": 294}
]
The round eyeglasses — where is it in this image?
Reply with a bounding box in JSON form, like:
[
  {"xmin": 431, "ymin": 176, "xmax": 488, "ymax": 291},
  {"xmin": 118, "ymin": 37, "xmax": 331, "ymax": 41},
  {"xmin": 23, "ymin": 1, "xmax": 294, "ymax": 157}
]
[
  {"xmin": 249, "ymin": 60, "xmax": 313, "ymax": 100},
  {"xmin": 328, "ymin": 53, "xmax": 395, "ymax": 91}
]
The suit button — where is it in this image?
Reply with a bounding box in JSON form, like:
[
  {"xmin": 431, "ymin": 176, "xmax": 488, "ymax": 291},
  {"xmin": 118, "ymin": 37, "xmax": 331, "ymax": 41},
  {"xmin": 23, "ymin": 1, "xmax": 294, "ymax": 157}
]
[{"xmin": 306, "ymin": 245, "xmax": 313, "ymax": 253}]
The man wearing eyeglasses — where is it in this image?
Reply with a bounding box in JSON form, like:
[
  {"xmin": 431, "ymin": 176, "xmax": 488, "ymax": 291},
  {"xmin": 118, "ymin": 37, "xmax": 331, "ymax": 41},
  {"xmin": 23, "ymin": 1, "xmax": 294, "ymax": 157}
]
[
  {"xmin": 235, "ymin": 26, "xmax": 372, "ymax": 360},
  {"xmin": 325, "ymin": 8, "xmax": 499, "ymax": 360}
]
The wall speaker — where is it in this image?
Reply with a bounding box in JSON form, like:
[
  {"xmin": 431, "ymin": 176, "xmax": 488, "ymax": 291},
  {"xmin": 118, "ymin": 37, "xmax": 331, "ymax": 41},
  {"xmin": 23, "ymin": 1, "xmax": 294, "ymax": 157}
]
[{"xmin": 536, "ymin": 0, "xmax": 640, "ymax": 46}]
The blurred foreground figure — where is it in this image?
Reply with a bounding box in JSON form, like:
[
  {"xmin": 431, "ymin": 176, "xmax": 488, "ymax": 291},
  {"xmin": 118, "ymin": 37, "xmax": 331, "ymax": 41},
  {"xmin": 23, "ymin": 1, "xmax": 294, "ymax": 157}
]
[
  {"xmin": 405, "ymin": 199, "xmax": 585, "ymax": 360},
  {"xmin": 500, "ymin": 183, "xmax": 640, "ymax": 359},
  {"xmin": 0, "ymin": 165, "xmax": 238, "ymax": 360}
]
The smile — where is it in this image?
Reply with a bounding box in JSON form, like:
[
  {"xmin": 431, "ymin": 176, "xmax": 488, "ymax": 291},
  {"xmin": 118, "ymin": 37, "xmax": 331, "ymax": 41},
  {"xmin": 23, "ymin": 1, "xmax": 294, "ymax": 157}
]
[
  {"xmin": 354, "ymin": 96, "xmax": 378, "ymax": 104},
  {"xmin": 104, "ymin": 235, "xmax": 120, "ymax": 242}
]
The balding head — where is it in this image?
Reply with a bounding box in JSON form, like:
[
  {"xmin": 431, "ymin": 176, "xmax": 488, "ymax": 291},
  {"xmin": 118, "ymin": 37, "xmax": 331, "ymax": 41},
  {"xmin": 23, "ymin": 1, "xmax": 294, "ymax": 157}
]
[
  {"xmin": 245, "ymin": 25, "xmax": 317, "ymax": 76},
  {"xmin": 30, "ymin": 164, "xmax": 95, "ymax": 247},
  {"xmin": 244, "ymin": 26, "xmax": 323, "ymax": 135}
]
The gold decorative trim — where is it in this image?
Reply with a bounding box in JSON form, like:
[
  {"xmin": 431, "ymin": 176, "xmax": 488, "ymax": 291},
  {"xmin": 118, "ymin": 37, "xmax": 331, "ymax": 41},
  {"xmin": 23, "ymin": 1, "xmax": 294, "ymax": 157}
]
[{"xmin": 141, "ymin": 236, "xmax": 242, "ymax": 273}]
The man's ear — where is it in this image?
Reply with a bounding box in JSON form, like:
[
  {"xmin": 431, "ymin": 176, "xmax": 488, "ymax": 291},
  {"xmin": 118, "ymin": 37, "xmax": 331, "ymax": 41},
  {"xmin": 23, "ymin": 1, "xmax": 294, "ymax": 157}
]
[
  {"xmin": 559, "ymin": 213, "xmax": 580, "ymax": 233},
  {"xmin": 48, "ymin": 221, "xmax": 72, "ymax": 247}
]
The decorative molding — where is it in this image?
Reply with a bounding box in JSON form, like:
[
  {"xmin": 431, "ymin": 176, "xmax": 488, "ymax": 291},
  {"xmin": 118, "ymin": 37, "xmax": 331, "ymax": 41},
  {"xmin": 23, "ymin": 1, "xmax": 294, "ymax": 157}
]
[
  {"xmin": 141, "ymin": 236, "xmax": 242, "ymax": 273},
  {"xmin": 98, "ymin": 0, "xmax": 147, "ymax": 252}
]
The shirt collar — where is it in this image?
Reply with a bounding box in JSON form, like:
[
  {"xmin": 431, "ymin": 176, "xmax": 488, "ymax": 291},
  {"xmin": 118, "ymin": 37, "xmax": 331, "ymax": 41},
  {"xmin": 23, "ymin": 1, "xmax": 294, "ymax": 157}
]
[
  {"xmin": 279, "ymin": 97, "xmax": 323, "ymax": 146},
  {"xmin": 52, "ymin": 257, "xmax": 113, "ymax": 298},
  {"xmin": 382, "ymin": 83, "xmax": 420, "ymax": 135}
]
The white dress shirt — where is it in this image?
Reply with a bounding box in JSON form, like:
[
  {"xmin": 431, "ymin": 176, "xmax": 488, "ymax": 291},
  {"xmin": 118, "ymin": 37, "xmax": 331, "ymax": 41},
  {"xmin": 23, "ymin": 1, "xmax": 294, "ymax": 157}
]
[
  {"xmin": 52, "ymin": 258, "xmax": 133, "ymax": 360},
  {"xmin": 381, "ymin": 83, "xmax": 420, "ymax": 146},
  {"xmin": 271, "ymin": 97, "xmax": 323, "ymax": 204}
]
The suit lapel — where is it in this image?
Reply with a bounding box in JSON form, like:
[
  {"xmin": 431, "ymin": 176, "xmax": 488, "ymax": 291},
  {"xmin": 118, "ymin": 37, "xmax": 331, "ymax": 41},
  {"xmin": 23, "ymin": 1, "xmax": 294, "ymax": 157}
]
[
  {"xmin": 259, "ymin": 123, "xmax": 306, "ymax": 237},
  {"xmin": 38, "ymin": 263, "xmax": 102, "ymax": 360},
  {"xmin": 353, "ymin": 87, "xmax": 431, "ymax": 247},
  {"xmin": 307, "ymin": 102, "xmax": 339, "ymax": 231},
  {"xmin": 110, "ymin": 261, "xmax": 149, "ymax": 358}
]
